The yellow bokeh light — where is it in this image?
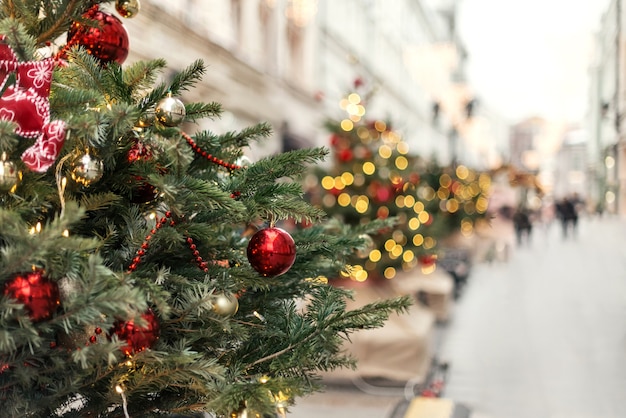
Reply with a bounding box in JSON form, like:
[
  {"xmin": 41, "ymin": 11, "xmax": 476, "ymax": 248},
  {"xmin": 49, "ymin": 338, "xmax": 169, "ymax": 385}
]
[
  {"xmin": 395, "ymin": 195, "xmax": 405, "ymax": 208},
  {"xmin": 413, "ymin": 201, "xmax": 425, "ymax": 213},
  {"xmin": 418, "ymin": 211, "xmax": 430, "ymax": 223},
  {"xmin": 379, "ymin": 145, "xmax": 392, "ymax": 159},
  {"xmin": 421, "ymin": 264, "xmax": 437, "ymax": 275},
  {"xmin": 423, "ymin": 236, "xmax": 436, "ymax": 249},
  {"xmin": 341, "ymin": 172, "xmax": 354, "ymax": 186},
  {"xmin": 476, "ymin": 196, "xmax": 489, "ymax": 213},
  {"xmin": 338, "ymin": 193, "xmax": 351, "ymax": 207},
  {"xmin": 341, "ymin": 119, "xmax": 354, "ymax": 131},
  {"xmin": 403, "ymin": 250, "xmax": 415, "ymax": 263},
  {"xmin": 395, "ymin": 156, "xmax": 408, "ymax": 170},
  {"xmin": 369, "ymin": 249, "xmax": 382, "ymax": 262},
  {"xmin": 355, "ymin": 269, "xmax": 368, "ymax": 282},
  {"xmin": 456, "ymin": 165, "xmax": 469, "ymax": 180},
  {"xmin": 446, "ymin": 199, "xmax": 460, "ymax": 213},
  {"xmin": 350, "ymin": 114, "xmax": 361, "ymax": 122},
  {"xmin": 346, "ymin": 103, "xmax": 358, "ymax": 115},
  {"xmin": 404, "ymin": 195, "xmax": 415, "ymax": 207},
  {"xmin": 334, "ymin": 176, "xmax": 345, "ymax": 190},
  {"xmin": 439, "ymin": 174, "xmax": 452, "ymax": 188},
  {"xmin": 413, "ymin": 234, "xmax": 424, "ymax": 246},
  {"xmin": 384, "ymin": 267, "xmax": 396, "ymax": 279},
  {"xmin": 357, "ymin": 126, "xmax": 370, "ymax": 140},
  {"xmin": 355, "ymin": 198, "xmax": 369, "ymax": 213},
  {"xmin": 479, "ymin": 173, "xmax": 491, "ymax": 190},
  {"xmin": 339, "ymin": 98, "xmax": 349, "ymax": 110},
  {"xmin": 408, "ymin": 217, "xmax": 421, "ymax": 230},
  {"xmin": 391, "ymin": 245, "xmax": 403, "ymax": 258},
  {"xmin": 356, "ymin": 105, "xmax": 366, "ymax": 116},
  {"xmin": 384, "ymin": 239, "xmax": 396, "ymax": 252},
  {"xmin": 397, "ymin": 142, "xmax": 410, "ymax": 154},
  {"xmin": 321, "ymin": 176, "xmax": 334, "ymax": 190},
  {"xmin": 437, "ymin": 187, "xmax": 450, "ymax": 200},
  {"xmin": 363, "ymin": 162, "xmax": 376, "ymax": 175},
  {"xmin": 348, "ymin": 93, "xmax": 361, "ymax": 104},
  {"xmin": 374, "ymin": 120, "xmax": 387, "ymax": 132}
]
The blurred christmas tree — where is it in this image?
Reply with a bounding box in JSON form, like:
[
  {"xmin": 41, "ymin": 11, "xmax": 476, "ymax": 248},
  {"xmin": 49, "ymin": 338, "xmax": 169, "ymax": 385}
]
[
  {"xmin": 0, "ymin": 2, "xmax": 410, "ymax": 417},
  {"xmin": 309, "ymin": 78, "xmax": 491, "ymax": 282}
]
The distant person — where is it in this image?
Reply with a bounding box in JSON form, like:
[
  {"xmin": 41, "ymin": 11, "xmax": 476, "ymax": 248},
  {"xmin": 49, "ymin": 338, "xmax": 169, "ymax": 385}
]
[
  {"xmin": 513, "ymin": 207, "xmax": 532, "ymax": 245},
  {"xmin": 556, "ymin": 197, "xmax": 578, "ymax": 238}
]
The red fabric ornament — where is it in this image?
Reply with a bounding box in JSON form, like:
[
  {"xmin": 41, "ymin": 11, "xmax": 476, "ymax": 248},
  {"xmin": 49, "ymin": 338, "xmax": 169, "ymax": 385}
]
[
  {"xmin": 3, "ymin": 270, "xmax": 60, "ymax": 322},
  {"xmin": 247, "ymin": 227, "xmax": 296, "ymax": 277},
  {"xmin": 110, "ymin": 309, "xmax": 160, "ymax": 356},
  {"xmin": 67, "ymin": 6, "xmax": 129, "ymax": 65},
  {"xmin": 0, "ymin": 36, "xmax": 66, "ymax": 172}
]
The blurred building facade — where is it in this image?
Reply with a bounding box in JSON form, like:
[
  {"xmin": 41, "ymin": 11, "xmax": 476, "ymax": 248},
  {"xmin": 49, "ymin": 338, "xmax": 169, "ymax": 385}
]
[
  {"xmin": 588, "ymin": 0, "xmax": 623, "ymax": 214},
  {"xmin": 122, "ymin": 0, "xmax": 503, "ymax": 169}
]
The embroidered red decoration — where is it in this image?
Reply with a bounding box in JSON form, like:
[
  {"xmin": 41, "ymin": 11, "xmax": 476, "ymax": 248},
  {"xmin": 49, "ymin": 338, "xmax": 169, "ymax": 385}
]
[{"xmin": 0, "ymin": 36, "xmax": 66, "ymax": 172}]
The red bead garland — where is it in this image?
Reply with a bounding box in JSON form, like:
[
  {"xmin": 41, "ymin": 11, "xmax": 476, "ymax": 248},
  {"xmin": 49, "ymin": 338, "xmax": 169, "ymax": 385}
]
[
  {"xmin": 185, "ymin": 236, "xmax": 209, "ymax": 272},
  {"xmin": 182, "ymin": 131, "xmax": 241, "ymax": 170},
  {"xmin": 127, "ymin": 211, "xmax": 173, "ymax": 272}
]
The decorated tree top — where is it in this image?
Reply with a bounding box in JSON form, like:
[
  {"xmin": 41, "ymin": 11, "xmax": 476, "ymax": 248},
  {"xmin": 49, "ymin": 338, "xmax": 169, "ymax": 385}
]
[
  {"xmin": 310, "ymin": 78, "xmax": 491, "ymax": 281},
  {"xmin": 0, "ymin": 2, "xmax": 409, "ymax": 417}
]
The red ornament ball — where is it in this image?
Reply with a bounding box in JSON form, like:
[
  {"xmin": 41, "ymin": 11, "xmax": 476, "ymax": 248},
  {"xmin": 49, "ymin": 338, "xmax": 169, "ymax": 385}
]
[
  {"xmin": 3, "ymin": 270, "xmax": 60, "ymax": 322},
  {"xmin": 67, "ymin": 6, "xmax": 129, "ymax": 65},
  {"xmin": 247, "ymin": 227, "xmax": 296, "ymax": 277},
  {"xmin": 110, "ymin": 309, "xmax": 160, "ymax": 356}
]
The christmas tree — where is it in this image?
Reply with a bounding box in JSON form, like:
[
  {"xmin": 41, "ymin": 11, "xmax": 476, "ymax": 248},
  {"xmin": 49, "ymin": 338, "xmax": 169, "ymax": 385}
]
[
  {"xmin": 310, "ymin": 79, "xmax": 491, "ymax": 282},
  {"xmin": 0, "ymin": 2, "xmax": 410, "ymax": 417}
]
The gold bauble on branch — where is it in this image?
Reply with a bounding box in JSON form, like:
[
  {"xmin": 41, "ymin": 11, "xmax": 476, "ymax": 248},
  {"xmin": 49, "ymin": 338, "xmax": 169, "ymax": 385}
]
[
  {"xmin": 116, "ymin": 0, "xmax": 141, "ymax": 18},
  {"xmin": 211, "ymin": 292, "xmax": 239, "ymax": 317}
]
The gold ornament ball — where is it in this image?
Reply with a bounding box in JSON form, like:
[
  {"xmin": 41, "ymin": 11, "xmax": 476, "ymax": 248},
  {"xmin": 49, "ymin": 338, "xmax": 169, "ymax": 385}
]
[
  {"xmin": 212, "ymin": 292, "xmax": 239, "ymax": 317},
  {"xmin": 155, "ymin": 95, "xmax": 186, "ymax": 127},
  {"xmin": 70, "ymin": 152, "xmax": 104, "ymax": 187},
  {"xmin": 116, "ymin": 0, "xmax": 141, "ymax": 18},
  {"xmin": 0, "ymin": 159, "xmax": 20, "ymax": 192}
]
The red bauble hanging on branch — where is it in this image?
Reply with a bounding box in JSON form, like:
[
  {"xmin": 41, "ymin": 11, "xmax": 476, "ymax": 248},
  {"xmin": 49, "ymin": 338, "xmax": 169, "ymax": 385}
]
[
  {"xmin": 247, "ymin": 227, "xmax": 296, "ymax": 277},
  {"xmin": 110, "ymin": 309, "xmax": 160, "ymax": 356},
  {"xmin": 3, "ymin": 270, "xmax": 60, "ymax": 322},
  {"xmin": 67, "ymin": 6, "xmax": 129, "ymax": 65}
]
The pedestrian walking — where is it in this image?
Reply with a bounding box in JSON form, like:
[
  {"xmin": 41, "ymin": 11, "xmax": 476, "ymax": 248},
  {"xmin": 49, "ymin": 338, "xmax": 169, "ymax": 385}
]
[{"xmin": 555, "ymin": 197, "xmax": 578, "ymax": 238}]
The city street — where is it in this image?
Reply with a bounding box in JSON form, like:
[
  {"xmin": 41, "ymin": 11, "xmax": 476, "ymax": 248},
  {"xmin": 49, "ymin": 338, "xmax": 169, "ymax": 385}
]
[{"xmin": 290, "ymin": 215, "xmax": 626, "ymax": 417}]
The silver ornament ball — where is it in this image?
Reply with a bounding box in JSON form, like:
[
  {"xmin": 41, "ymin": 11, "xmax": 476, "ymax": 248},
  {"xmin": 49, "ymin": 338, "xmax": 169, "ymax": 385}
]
[
  {"xmin": 70, "ymin": 152, "xmax": 104, "ymax": 187},
  {"xmin": 155, "ymin": 95, "xmax": 186, "ymax": 127}
]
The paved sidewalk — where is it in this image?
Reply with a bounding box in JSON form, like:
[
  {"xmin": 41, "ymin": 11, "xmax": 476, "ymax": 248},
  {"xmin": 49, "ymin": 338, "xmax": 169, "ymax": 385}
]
[{"xmin": 290, "ymin": 216, "xmax": 626, "ymax": 417}]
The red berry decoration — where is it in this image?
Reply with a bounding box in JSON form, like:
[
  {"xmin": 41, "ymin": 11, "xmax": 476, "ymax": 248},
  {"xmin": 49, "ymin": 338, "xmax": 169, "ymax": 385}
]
[
  {"xmin": 110, "ymin": 309, "xmax": 160, "ymax": 356},
  {"xmin": 67, "ymin": 6, "xmax": 129, "ymax": 65},
  {"xmin": 247, "ymin": 227, "xmax": 296, "ymax": 277},
  {"xmin": 3, "ymin": 270, "xmax": 60, "ymax": 322}
]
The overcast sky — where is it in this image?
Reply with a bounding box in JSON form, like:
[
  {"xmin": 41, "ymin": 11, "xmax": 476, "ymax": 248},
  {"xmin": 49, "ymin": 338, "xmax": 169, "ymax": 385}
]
[{"xmin": 456, "ymin": 0, "xmax": 610, "ymax": 124}]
